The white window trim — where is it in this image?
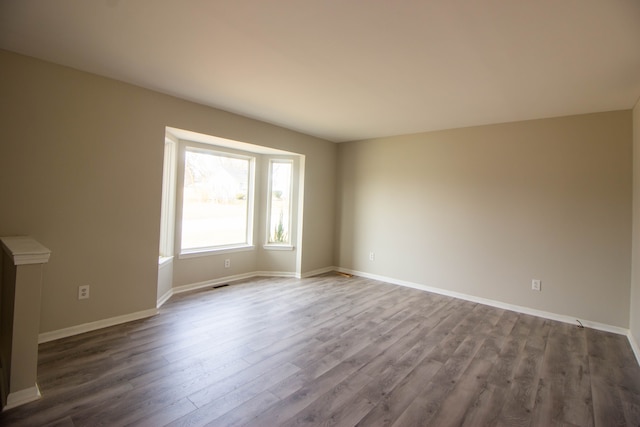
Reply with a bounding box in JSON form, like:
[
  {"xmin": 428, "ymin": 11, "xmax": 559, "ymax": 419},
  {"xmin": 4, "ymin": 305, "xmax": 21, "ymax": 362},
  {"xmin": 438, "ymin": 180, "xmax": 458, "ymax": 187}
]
[
  {"xmin": 262, "ymin": 244, "xmax": 295, "ymax": 251},
  {"xmin": 177, "ymin": 143, "xmax": 257, "ymax": 256},
  {"xmin": 159, "ymin": 135, "xmax": 177, "ymax": 260}
]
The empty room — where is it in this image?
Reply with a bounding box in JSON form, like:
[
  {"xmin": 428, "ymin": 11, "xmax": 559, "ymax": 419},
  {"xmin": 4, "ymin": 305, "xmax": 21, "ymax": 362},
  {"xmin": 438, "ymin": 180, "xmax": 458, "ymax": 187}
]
[{"xmin": 1, "ymin": 1, "xmax": 640, "ymax": 426}]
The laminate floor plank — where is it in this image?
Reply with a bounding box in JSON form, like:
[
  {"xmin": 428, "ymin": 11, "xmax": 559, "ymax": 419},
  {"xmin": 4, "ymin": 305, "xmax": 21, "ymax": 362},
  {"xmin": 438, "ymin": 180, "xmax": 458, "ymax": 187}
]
[
  {"xmin": 120, "ymin": 397, "xmax": 197, "ymax": 427},
  {"xmin": 389, "ymin": 331, "xmax": 490, "ymax": 426},
  {"xmin": 268, "ymin": 313, "xmax": 425, "ymax": 402},
  {"xmin": 586, "ymin": 327, "xmax": 640, "ymax": 426},
  {"xmin": 318, "ymin": 320, "xmax": 452, "ymax": 425},
  {"xmin": 40, "ymin": 354, "xmax": 169, "ymax": 401},
  {"xmin": 591, "ymin": 377, "xmax": 628, "ymax": 427},
  {"xmin": 68, "ymin": 358, "xmax": 251, "ymax": 426},
  {"xmin": 42, "ymin": 416, "xmax": 76, "ymax": 427},
  {"xmin": 487, "ymin": 324, "xmax": 529, "ymax": 388},
  {"xmin": 621, "ymin": 397, "xmax": 640, "ymax": 426},
  {"xmin": 243, "ymin": 358, "xmax": 369, "ymax": 426},
  {"xmin": 147, "ymin": 344, "xmax": 253, "ymax": 386},
  {"xmin": 560, "ymin": 325, "xmax": 593, "ymax": 427},
  {"xmin": 357, "ymin": 310, "xmax": 482, "ymax": 426},
  {"xmin": 1, "ymin": 273, "xmax": 639, "ymax": 426},
  {"xmin": 200, "ymin": 390, "xmax": 281, "ymax": 427},
  {"xmin": 356, "ymin": 357, "xmax": 444, "ymax": 427},
  {"xmin": 459, "ymin": 383, "xmax": 509, "ymax": 427},
  {"xmin": 187, "ymin": 357, "xmax": 299, "ymax": 409},
  {"xmin": 165, "ymin": 363, "xmax": 300, "ymax": 427},
  {"xmin": 427, "ymin": 357, "xmax": 495, "ymax": 427},
  {"xmin": 275, "ymin": 310, "xmax": 436, "ymax": 419},
  {"xmin": 3, "ymin": 380, "xmax": 134, "ymax": 427},
  {"xmin": 303, "ymin": 315, "xmax": 423, "ymax": 380},
  {"xmin": 276, "ymin": 370, "xmax": 373, "ymax": 427},
  {"xmin": 192, "ymin": 281, "xmax": 395, "ymax": 363},
  {"xmin": 246, "ymin": 288, "xmax": 400, "ymax": 354},
  {"xmin": 495, "ymin": 343, "xmax": 545, "ymax": 426}
]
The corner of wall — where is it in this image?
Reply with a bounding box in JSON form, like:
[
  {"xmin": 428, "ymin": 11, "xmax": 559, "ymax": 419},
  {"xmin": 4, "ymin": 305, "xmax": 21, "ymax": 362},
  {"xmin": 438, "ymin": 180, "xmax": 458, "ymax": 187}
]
[{"xmin": 630, "ymin": 98, "xmax": 640, "ymax": 353}]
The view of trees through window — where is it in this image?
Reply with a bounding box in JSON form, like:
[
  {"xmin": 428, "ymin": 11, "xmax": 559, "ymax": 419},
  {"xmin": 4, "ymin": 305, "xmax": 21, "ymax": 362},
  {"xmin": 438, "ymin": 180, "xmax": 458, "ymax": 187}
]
[
  {"xmin": 181, "ymin": 149, "xmax": 252, "ymax": 250},
  {"xmin": 268, "ymin": 160, "xmax": 292, "ymax": 244}
]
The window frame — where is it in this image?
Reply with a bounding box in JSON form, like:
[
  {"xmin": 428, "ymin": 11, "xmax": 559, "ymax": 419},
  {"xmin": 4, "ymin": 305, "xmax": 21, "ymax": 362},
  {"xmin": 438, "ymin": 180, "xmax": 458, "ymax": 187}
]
[
  {"xmin": 265, "ymin": 158, "xmax": 294, "ymax": 249},
  {"xmin": 159, "ymin": 135, "xmax": 177, "ymax": 263},
  {"xmin": 176, "ymin": 142, "xmax": 257, "ymax": 257}
]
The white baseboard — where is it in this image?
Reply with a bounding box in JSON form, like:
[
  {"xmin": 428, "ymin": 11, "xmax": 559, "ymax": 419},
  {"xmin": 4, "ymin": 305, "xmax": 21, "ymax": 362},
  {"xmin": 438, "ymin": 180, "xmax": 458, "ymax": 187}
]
[
  {"xmin": 38, "ymin": 308, "xmax": 158, "ymax": 344},
  {"xmin": 3, "ymin": 384, "xmax": 41, "ymax": 411},
  {"xmin": 172, "ymin": 272, "xmax": 262, "ymax": 295},
  {"xmin": 173, "ymin": 270, "xmax": 305, "ymax": 296},
  {"xmin": 255, "ymin": 270, "xmax": 298, "ymax": 278},
  {"xmin": 628, "ymin": 331, "xmax": 640, "ymax": 366},
  {"xmin": 338, "ymin": 267, "xmax": 629, "ymax": 337},
  {"xmin": 157, "ymin": 289, "xmax": 173, "ymax": 308},
  {"xmin": 300, "ymin": 266, "xmax": 337, "ymax": 278}
]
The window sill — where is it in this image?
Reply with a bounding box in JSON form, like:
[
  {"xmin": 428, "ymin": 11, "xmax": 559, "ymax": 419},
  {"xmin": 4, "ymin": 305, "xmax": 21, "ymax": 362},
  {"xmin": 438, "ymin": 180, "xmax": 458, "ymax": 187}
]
[
  {"xmin": 263, "ymin": 245, "xmax": 295, "ymax": 251},
  {"xmin": 178, "ymin": 245, "xmax": 255, "ymax": 259},
  {"xmin": 159, "ymin": 256, "xmax": 174, "ymax": 266}
]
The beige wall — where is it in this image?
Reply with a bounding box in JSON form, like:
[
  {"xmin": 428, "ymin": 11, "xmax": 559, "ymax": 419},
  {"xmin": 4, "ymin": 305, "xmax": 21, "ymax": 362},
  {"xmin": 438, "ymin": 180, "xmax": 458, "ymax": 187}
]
[
  {"xmin": 337, "ymin": 111, "xmax": 632, "ymax": 327},
  {"xmin": 631, "ymin": 99, "xmax": 640, "ymax": 342},
  {"xmin": 0, "ymin": 50, "xmax": 336, "ymax": 333}
]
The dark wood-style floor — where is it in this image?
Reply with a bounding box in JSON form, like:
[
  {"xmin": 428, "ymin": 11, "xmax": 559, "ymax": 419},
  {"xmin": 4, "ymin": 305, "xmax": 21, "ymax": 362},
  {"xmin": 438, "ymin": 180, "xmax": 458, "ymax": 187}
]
[{"xmin": 2, "ymin": 274, "xmax": 640, "ymax": 426}]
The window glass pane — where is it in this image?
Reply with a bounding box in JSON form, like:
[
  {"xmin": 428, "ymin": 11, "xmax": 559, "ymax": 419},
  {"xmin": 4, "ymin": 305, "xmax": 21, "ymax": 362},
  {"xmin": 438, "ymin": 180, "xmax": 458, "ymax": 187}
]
[
  {"xmin": 181, "ymin": 150, "xmax": 250, "ymax": 250},
  {"xmin": 268, "ymin": 161, "xmax": 292, "ymax": 244}
]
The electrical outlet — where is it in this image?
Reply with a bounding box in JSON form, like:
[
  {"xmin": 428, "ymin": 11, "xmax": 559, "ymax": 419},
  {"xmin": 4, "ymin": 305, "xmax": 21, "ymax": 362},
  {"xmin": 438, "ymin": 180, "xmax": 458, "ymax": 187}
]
[
  {"xmin": 78, "ymin": 285, "xmax": 90, "ymax": 300},
  {"xmin": 531, "ymin": 279, "xmax": 541, "ymax": 291},
  {"xmin": 224, "ymin": 259, "xmax": 231, "ymax": 268},
  {"xmin": 369, "ymin": 252, "xmax": 375, "ymax": 261}
]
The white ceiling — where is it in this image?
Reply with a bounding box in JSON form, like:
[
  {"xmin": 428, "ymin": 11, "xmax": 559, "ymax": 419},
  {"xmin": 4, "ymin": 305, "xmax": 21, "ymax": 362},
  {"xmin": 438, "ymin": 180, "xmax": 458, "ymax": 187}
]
[{"xmin": 1, "ymin": 1, "xmax": 640, "ymax": 142}]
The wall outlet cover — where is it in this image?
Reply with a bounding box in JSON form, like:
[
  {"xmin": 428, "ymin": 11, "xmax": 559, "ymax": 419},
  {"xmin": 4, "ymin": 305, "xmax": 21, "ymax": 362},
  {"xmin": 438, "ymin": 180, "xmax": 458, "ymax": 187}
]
[
  {"xmin": 531, "ymin": 279, "xmax": 541, "ymax": 291},
  {"xmin": 78, "ymin": 285, "xmax": 90, "ymax": 300}
]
